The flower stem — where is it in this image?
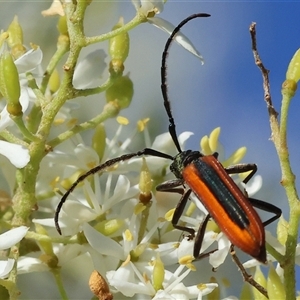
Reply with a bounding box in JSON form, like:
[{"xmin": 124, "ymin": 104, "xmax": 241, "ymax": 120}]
[{"xmin": 51, "ymin": 268, "xmax": 69, "ymax": 300}]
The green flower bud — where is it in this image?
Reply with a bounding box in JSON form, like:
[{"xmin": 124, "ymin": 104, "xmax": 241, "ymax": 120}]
[
  {"xmin": 94, "ymin": 219, "xmax": 124, "ymax": 236},
  {"xmin": 109, "ymin": 17, "xmax": 129, "ymax": 63},
  {"xmin": 267, "ymin": 265, "xmax": 286, "ymax": 299},
  {"xmin": 253, "ymin": 266, "xmax": 268, "ymax": 300},
  {"xmin": 286, "ymin": 48, "xmax": 300, "ymax": 82},
  {"xmin": 92, "ymin": 124, "xmax": 106, "ymax": 162},
  {"xmin": 49, "ymin": 68, "xmax": 60, "ymax": 94},
  {"xmin": 7, "ymin": 16, "xmax": 23, "ymax": 48},
  {"xmin": 0, "ymin": 50, "xmax": 22, "ymax": 116},
  {"xmin": 57, "ymin": 16, "xmax": 68, "ymax": 36},
  {"xmin": 7, "ymin": 16, "xmax": 26, "ymax": 59},
  {"xmin": 139, "ymin": 158, "xmax": 152, "ymax": 204},
  {"xmin": 277, "ymin": 216, "xmax": 288, "ymax": 245},
  {"xmin": 152, "ymin": 254, "xmax": 165, "ymax": 291},
  {"xmin": 35, "ymin": 223, "xmax": 54, "ymax": 256},
  {"xmin": 105, "ymin": 76, "xmax": 133, "ymax": 110}
]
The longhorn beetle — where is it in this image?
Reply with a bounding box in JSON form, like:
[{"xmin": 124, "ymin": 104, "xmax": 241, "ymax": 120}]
[{"xmin": 55, "ymin": 12, "xmax": 281, "ymax": 290}]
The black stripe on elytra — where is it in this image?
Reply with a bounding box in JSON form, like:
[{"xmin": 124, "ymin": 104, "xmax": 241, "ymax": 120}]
[{"xmin": 191, "ymin": 159, "xmax": 250, "ymax": 229}]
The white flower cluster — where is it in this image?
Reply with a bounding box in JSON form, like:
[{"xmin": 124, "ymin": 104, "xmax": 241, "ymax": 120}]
[{"xmin": 0, "ymin": 1, "xmax": 294, "ymax": 299}]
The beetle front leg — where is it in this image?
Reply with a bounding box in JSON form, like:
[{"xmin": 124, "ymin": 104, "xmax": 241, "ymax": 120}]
[{"xmin": 156, "ymin": 180, "xmax": 195, "ymax": 236}]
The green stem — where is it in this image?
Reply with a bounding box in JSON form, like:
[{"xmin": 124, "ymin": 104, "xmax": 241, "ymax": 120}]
[
  {"xmin": 48, "ymin": 102, "xmax": 118, "ymax": 148},
  {"xmin": 10, "ymin": 115, "xmax": 40, "ymax": 142},
  {"xmin": 7, "ymin": 245, "xmax": 20, "ymax": 300},
  {"xmin": 0, "ymin": 129, "xmax": 28, "ymax": 146},
  {"xmin": 26, "ymin": 231, "xmax": 81, "ymax": 244},
  {"xmin": 51, "ymin": 269, "xmax": 69, "ymax": 300},
  {"xmin": 26, "ymin": 72, "xmax": 48, "ymax": 107},
  {"xmin": 85, "ymin": 13, "xmax": 147, "ymax": 46},
  {"xmin": 273, "ymin": 84, "xmax": 300, "ymax": 300},
  {"xmin": 40, "ymin": 37, "xmax": 70, "ymax": 95}
]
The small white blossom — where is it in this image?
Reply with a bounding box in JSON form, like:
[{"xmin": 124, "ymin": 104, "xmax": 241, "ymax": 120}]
[
  {"xmin": 72, "ymin": 50, "xmax": 107, "ymax": 89},
  {"xmin": 0, "ymin": 226, "xmax": 29, "ymax": 250},
  {"xmin": 0, "ymin": 141, "xmax": 30, "ymax": 168},
  {"xmin": 132, "ymin": 0, "xmax": 205, "ymax": 62},
  {"xmin": 0, "ymin": 226, "xmax": 29, "ymax": 279}
]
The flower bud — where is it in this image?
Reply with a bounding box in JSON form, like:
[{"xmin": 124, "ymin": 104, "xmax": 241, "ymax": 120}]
[
  {"xmin": 0, "ymin": 50, "xmax": 22, "ymax": 116},
  {"xmin": 57, "ymin": 16, "xmax": 68, "ymax": 36},
  {"xmin": 267, "ymin": 265, "xmax": 286, "ymax": 299},
  {"xmin": 152, "ymin": 254, "xmax": 165, "ymax": 291},
  {"xmin": 105, "ymin": 75, "xmax": 133, "ymax": 110},
  {"xmin": 109, "ymin": 17, "xmax": 129, "ymax": 63},
  {"xmin": 94, "ymin": 219, "xmax": 124, "ymax": 236},
  {"xmin": 286, "ymin": 48, "xmax": 300, "ymax": 83},
  {"xmin": 35, "ymin": 223, "xmax": 54, "ymax": 256},
  {"xmin": 92, "ymin": 124, "xmax": 106, "ymax": 162},
  {"xmin": 49, "ymin": 68, "xmax": 60, "ymax": 94},
  {"xmin": 139, "ymin": 158, "xmax": 152, "ymax": 204},
  {"xmin": 7, "ymin": 16, "xmax": 23, "ymax": 47},
  {"xmin": 7, "ymin": 16, "xmax": 26, "ymax": 59},
  {"xmin": 277, "ymin": 216, "xmax": 288, "ymax": 245},
  {"xmin": 253, "ymin": 266, "xmax": 267, "ymax": 300}
]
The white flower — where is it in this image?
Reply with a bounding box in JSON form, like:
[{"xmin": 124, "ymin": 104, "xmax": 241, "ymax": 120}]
[
  {"xmin": 0, "ymin": 226, "xmax": 29, "ymax": 279},
  {"xmin": 0, "ymin": 141, "xmax": 30, "ymax": 168},
  {"xmin": 0, "ymin": 47, "xmax": 42, "ymax": 167},
  {"xmin": 132, "ymin": 0, "xmax": 205, "ymax": 62},
  {"xmin": 0, "ymin": 47, "xmax": 43, "ymax": 131},
  {"xmin": 72, "ymin": 50, "xmax": 107, "ymax": 89},
  {"xmin": 0, "ymin": 226, "xmax": 29, "ymax": 250}
]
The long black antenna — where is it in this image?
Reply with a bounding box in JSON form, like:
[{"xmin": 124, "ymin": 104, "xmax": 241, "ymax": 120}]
[
  {"xmin": 55, "ymin": 148, "xmax": 173, "ymax": 234},
  {"xmin": 161, "ymin": 13, "xmax": 210, "ymax": 153}
]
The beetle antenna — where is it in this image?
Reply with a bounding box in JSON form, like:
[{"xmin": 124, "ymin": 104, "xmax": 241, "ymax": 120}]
[
  {"xmin": 55, "ymin": 148, "xmax": 173, "ymax": 234},
  {"xmin": 161, "ymin": 13, "xmax": 210, "ymax": 153}
]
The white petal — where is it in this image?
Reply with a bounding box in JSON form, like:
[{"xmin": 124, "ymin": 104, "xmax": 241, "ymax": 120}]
[
  {"xmin": 209, "ymin": 234, "xmax": 230, "ymax": 268},
  {"xmin": 178, "ymin": 132, "xmax": 194, "ymax": 150},
  {"xmin": 83, "ymin": 223, "xmax": 124, "ymax": 260},
  {"xmin": 199, "ymin": 283, "xmax": 219, "ymax": 296},
  {"xmin": 139, "ymin": 0, "xmax": 164, "ymax": 15},
  {"xmin": 0, "ymin": 259, "xmax": 14, "ymax": 278},
  {"xmin": 0, "ymin": 141, "xmax": 30, "ymax": 168},
  {"xmin": 62, "ymin": 200, "xmax": 97, "ymax": 222},
  {"xmin": 0, "ymin": 226, "xmax": 29, "ymax": 250},
  {"xmin": 107, "ymin": 264, "xmax": 153, "ymax": 297},
  {"xmin": 131, "ymin": 0, "xmax": 141, "ymax": 11},
  {"xmin": 153, "ymin": 290, "xmax": 176, "ymax": 299},
  {"xmin": 17, "ymin": 257, "xmax": 48, "ymax": 273},
  {"xmin": 147, "ymin": 17, "xmax": 204, "ymax": 62},
  {"xmin": 73, "ymin": 50, "xmax": 107, "ymax": 89},
  {"xmin": 244, "ymin": 175, "xmax": 262, "ymax": 196},
  {"xmin": 15, "ymin": 47, "xmax": 43, "ymax": 74}
]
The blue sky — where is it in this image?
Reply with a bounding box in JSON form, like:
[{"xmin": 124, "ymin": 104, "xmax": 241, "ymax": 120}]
[{"xmin": 1, "ymin": 0, "xmax": 299, "ymax": 296}]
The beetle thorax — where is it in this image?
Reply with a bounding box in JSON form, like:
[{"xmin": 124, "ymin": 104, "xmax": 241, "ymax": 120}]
[{"xmin": 170, "ymin": 150, "xmax": 202, "ymax": 179}]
